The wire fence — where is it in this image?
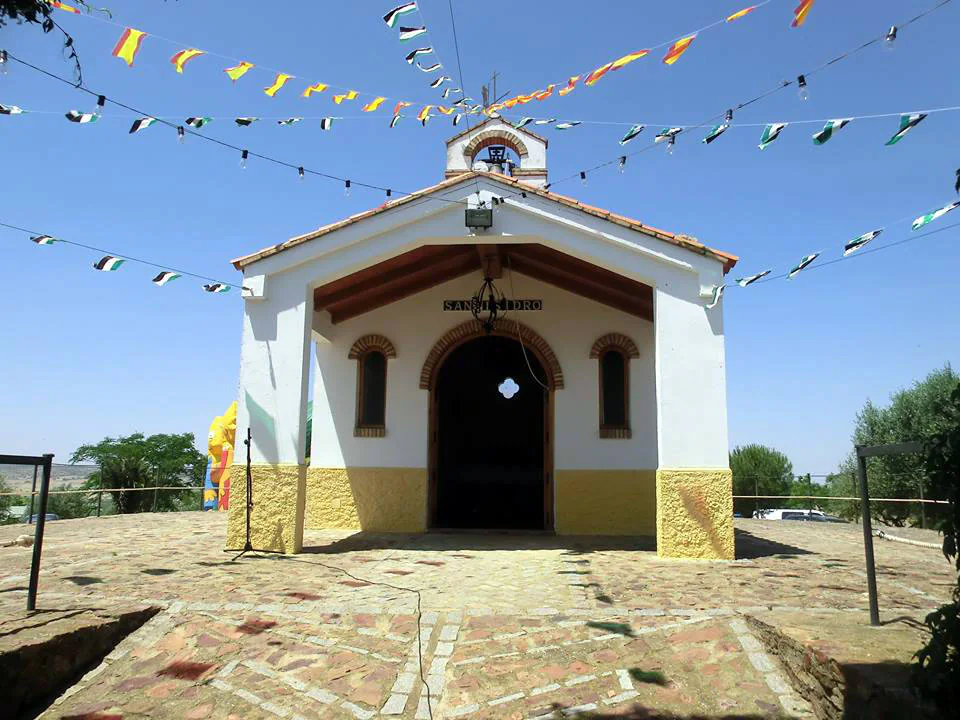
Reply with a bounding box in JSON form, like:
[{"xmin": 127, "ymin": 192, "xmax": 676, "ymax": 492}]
[{"xmin": 0, "ymin": 462, "xmax": 206, "ymax": 524}]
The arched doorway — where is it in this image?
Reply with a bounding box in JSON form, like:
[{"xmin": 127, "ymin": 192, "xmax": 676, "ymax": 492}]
[{"xmin": 429, "ymin": 333, "xmax": 554, "ymax": 530}]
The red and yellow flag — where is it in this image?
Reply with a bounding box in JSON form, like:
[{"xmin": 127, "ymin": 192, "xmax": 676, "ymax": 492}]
[
  {"xmin": 392, "ymin": 101, "xmax": 413, "ymax": 115},
  {"xmin": 111, "ymin": 28, "xmax": 147, "ymax": 67},
  {"xmin": 610, "ymin": 50, "xmax": 649, "ymax": 71},
  {"xmin": 170, "ymin": 49, "xmax": 205, "ymax": 74},
  {"xmin": 48, "ymin": 1, "xmax": 79, "ymax": 13},
  {"xmin": 417, "ymin": 105, "xmax": 433, "ymax": 122},
  {"xmin": 264, "ymin": 73, "xmax": 294, "ymax": 97},
  {"xmin": 435, "ymin": 106, "xmax": 455, "ymax": 115},
  {"xmin": 224, "ymin": 62, "xmax": 253, "ymax": 82},
  {"xmin": 332, "ymin": 90, "xmax": 358, "ymax": 104},
  {"xmin": 726, "ymin": 5, "xmax": 757, "ymax": 23},
  {"xmin": 559, "ymin": 76, "xmax": 581, "ymax": 96},
  {"xmin": 362, "ymin": 97, "xmax": 386, "ymax": 112},
  {"xmin": 302, "ymin": 82, "xmax": 328, "ymax": 97},
  {"xmin": 662, "ymin": 34, "xmax": 696, "ymax": 65},
  {"xmin": 534, "ymin": 84, "xmax": 555, "ymax": 101},
  {"xmin": 791, "ymin": 0, "xmax": 815, "ymax": 28},
  {"xmin": 584, "ymin": 62, "xmax": 614, "ymax": 86}
]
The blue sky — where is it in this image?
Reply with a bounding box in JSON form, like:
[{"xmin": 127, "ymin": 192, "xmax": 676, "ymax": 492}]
[{"xmin": 2, "ymin": 0, "xmax": 958, "ymax": 475}]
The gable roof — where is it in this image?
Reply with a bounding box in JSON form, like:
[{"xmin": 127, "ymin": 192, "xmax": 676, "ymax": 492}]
[
  {"xmin": 231, "ymin": 171, "xmax": 738, "ymax": 272},
  {"xmin": 445, "ymin": 116, "xmax": 549, "ymax": 148}
]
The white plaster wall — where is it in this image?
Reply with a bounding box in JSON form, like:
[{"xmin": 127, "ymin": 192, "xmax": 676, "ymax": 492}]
[
  {"xmin": 309, "ymin": 272, "xmax": 657, "ymax": 471},
  {"xmin": 445, "ymin": 119, "xmax": 547, "ymax": 173}
]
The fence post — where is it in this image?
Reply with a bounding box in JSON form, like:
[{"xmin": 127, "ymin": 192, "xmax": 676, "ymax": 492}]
[
  {"xmin": 856, "ymin": 449, "xmax": 881, "ymax": 627},
  {"xmin": 28, "ymin": 465, "xmax": 38, "ymax": 524},
  {"xmin": 806, "ymin": 473, "xmax": 813, "ymax": 512},
  {"xmin": 918, "ymin": 476, "xmax": 926, "ymax": 530},
  {"xmin": 27, "ymin": 454, "xmax": 54, "ymax": 612}
]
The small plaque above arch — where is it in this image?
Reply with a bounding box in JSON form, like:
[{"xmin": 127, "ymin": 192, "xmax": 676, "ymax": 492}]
[
  {"xmin": 589, "ymin": 333, "xmax": 640, "ymax": 359},
  {"xmin": 348, "ymin": 334, "xmax": 397, "ymax": 360}
]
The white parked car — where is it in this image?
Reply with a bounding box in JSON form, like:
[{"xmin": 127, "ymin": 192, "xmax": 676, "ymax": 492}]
[{"xmin": 752, "ymin": 508, "xmax": 826, "ymax": 521}]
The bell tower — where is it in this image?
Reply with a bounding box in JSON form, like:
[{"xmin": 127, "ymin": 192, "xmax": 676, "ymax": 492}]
[{"xmin": 445, "ymin": 117, "xmax": 548, "ymax": 188}]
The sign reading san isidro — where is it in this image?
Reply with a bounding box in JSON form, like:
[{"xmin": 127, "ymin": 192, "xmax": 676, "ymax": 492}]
[{"xmin": 443, "ymin": 299, "xmax": 544, "ymax": 311}]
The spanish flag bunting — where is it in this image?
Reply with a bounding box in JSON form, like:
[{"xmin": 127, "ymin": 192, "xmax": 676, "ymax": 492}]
[
  {"xmin": 170, "ymin": 49, "xmax": 205, "ymax": 74},
  {"xmin": 31, "ymin": 235, "xmax": 57, "ymax": 245},
  {"xmin": 302, "ymin": 82, "xmax": 328, "ymax": 98},
  {"xmin": 610, "ymin": 49, "xmax": 649, "ymax": 71},
  {"xmin": 534, "ymin": 85, "xmax": 555, "ymax": 101},
  {"xmin": 584, "ymin": 62, "xmax": 614, "ymax": 86},
  {"xmin": 363, "ymin": 97, "xmax": 386, "ymax": 112},
  {"xmin": 726, "ymin": 5, "xmax": 757, "ymax": 23},
  {"xmin": 264, "ymin": 73, "xmax": 294, "ymax": 97},
  {"xmin": 333, "ymin": 90, "xmax": 358, "ymax": 104},
  {"xmin": 662, "ymin": 34, "xmax": 696, "ymax": 65},
  {"xmin": 791, "ymin": 0, "xmax": 815, "ymax": 28},
  {"xmin": 514, "ymin": 93, "xmax": 537, "ymax": 105},
  {"xmin": 383, "ymin": 2, "xmax": 418, "ymax": 28},
  {"xmin": 152, "ymin": 271, "xmax": 181, "ymax": 286},
  {"xmin": 559, "ymin": 76, "xmax": 580, "ymax": 96},
  {"xmin": 224, "ymin": 61, "xmax": 254, "ymax": 82},
  {"xmin": 417, "ymin": 105, "xmax": 433, "ymax": 122},
  {"xmin": 94, "ymin": 256, "xmax": 125, "ymax": 272},
  {"xmin": 112, "ymin": 28, "xmax": 148, "ymax": 67},
  {"xmin": 48, "ymin": 1, "xmax": 79, "ymax": 13},
  {"xmin": 393, "ymin": 101, "xmax": 413, "ymax": 115},
  {"xmin": 435, "ymin": 106, "xmax": 455, "ymax": 115}
]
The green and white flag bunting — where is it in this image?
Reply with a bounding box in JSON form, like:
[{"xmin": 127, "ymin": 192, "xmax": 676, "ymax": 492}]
[
  {"xmin": 152, "ymin": 271, "xmax": 181, "ymax": 286},
  {"xmin": 383, "ymin": 2, "xmax": 417, "ymax": 28},
  {"xmin": 399, "ymin": 26, "xmax": 428, "ymax": 41},
  {"xmin": 843, "ymin": 229, "xmax": 883, "ymax": 256},
  {"xmin": 515, "ymin": 117, "xmax": 534, "ymax": 128},
  {"xmin": 912, "ymin": 200, "xmax": 960, "ymax": 230},
  {"xmin": 429, "ymin": 76, "xmax": 451, "ymax": 88},
  {"xmin": 534, "ymin": 119, "xmax": 555, "ymax": 125},
  {"xmin": 885, "ymin": 113, "xmax": 927, "ymax": 146},
  {"xmin": 31, "ymin": 235, "xmax": 57, "ymax": 245},
  {"xmin": 185, "ymin": 116, "xmax": 212, "ymax": 128},
  {"xmin": 736, "ymin": 270, "xmax": 770, "ymax": 287},
  {"xmin": 812, "ymin": 118, "xmax": 852, "ymax": 145},
  {"xmin": 235, "ymin": 117, "xmax": 258, "ymax": 126},
  {"xmin": 93, "ymin": 255, "xmax": 124, "ymax": 272},
  {"xmin": 758, "ymin": 123, "xmax": 787, "ymax": 150},
  {"xmin": 65, "ymin": 110, "xmax": 99, "ymax": 123},
  {"xmin": 453, "ymin": 113, "xmax": 463, "ymax": 126},
  {"xmin": 203, "ymin": 283, "xmax": 230, "ymax": 293},
  {"xmin": 416, "ymin": 62, "xmax": 442, "ymax": 72},
  {"xmin": 277, "ymin": 117, "xmax": 302, "ymax": 125},
  {"xmin": 129, "ymin": 117, "xmax": 157, "ymax": 134},
  {"xmin": 620, "ymin": 124, "xmax": 645, "ymax": 145},
  {"xmin": 654, "ymin": 127, "xmax": 682, "ymax": 143},
  {"xmin": 320, "ymin": 118, "xmax": 334, "ymax": 130},
  {"xmin": 405, "ymin": 47, "xmax": 433, "ymax": 64},
  {"xmin": 390, "ymin": 115, "xmax": 402, "ymax": 128},
  {"xmin": 555, "ymin": 121, "xmax": 581, "ymax": 130},
  {"xmin": 787, "ymin": 253, "xmax": 820, "ymax": 279},
  {"xmin": 702, "ymin": 123, "xmax": 729, "ymax": 144},
  {"xmin": 0, "ymin": 104, "xmax": 24, "ymax": 115},
  {"xmin": 706, "ymin": 285, "xmax": 725, "ymax": 309}
]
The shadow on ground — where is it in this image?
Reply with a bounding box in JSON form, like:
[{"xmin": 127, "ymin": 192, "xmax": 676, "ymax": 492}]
[
  {"xmin": 302, "ymin": 532, "xmax": 657, "ymax": 555},
  {"xmin": 734, "ymin": 528, "xmax": 814, "ymax": 559}
]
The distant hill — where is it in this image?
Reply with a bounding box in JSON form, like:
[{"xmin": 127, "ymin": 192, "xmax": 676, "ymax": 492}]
[{"xmin": 0, "ymin": 464, "xmax": 99, "ymax": 493}]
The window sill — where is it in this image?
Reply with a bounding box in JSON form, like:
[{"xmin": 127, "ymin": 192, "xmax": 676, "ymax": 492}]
[
  {"xmin": 354, "ymin": 426, "xmax": 386, "ymax": 438},
  {"xmin": 599, "ymin": 427, "xmax": 632, "ymax": 439}
]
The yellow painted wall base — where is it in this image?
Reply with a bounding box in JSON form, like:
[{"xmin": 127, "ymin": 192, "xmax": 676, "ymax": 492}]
[
  {"xmin": 225, "ymin": 464, "xmax": 306, "ymax": 554},
  {"xmin": 656, "ymin": 468, "xmax": 734, "ymax": 560},
  {"xmin": 556, "ymin": 470, "xmax": 656, "ymax": 535},
  {"xmin": 305, "ymin": 468, "xmax": 427, "ymax": 532}
]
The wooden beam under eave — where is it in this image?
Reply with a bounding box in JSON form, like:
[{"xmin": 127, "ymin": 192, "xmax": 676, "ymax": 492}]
[
  {"xmin": 476, "ymin": 244, "xmax": 503, "ymax": 279},
  {"xmin": 326, "ymin": 253, "xmax": 479, "ymax": 324}
]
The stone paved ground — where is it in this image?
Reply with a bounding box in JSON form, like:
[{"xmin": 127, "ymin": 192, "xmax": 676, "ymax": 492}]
[{"xmin": 0, "ymin": 514, "xmax": 954, "ymax": 719}]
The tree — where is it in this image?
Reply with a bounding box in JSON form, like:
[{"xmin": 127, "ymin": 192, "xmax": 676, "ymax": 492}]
[
  {"xmin": 729, "ymin": 444, "xmax": 794, "ymax": 517},
  {"xmin": 70, "ymin": 432, "xmax": 205, "ymax": 514},
  {"xmin": 913, "ymin": 381, "xmax": 960, "ymax": 709},
  {"xmin": 838, "ymin": 365, "xmax": 959, "ymax": 526},
  {"xmin": 0, "ymin": 474, "xmax": 16, "ymax": 523},
  {"xmin": 45, "ymin": 482, "xmax": 94, "ymax": 519}
]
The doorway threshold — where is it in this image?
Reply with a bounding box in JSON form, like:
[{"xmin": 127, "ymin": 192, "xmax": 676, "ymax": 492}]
[{"xmin": 428, "ymin": 527, "xmax": 555, "ymax": 535}]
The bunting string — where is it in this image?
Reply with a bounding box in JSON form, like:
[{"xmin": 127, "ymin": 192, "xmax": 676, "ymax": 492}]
[
  {"xmin": 3, "ymin": 52, "xmax": 471, "ymax": 207},
  {"xmin": 0, "ymin": 220, "xmax": 248, "ymax": 293}
]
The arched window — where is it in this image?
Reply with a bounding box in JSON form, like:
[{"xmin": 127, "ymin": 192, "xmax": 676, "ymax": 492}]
[
  {"xmin": 349, "ymin": 335, "xmax": 396, "ymax": 438},
  {"xmin": 590, "ymin": 334, "xmax": 639, "ymax": 439}
]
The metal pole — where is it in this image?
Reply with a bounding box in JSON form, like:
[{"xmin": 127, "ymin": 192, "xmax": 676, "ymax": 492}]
[
  {"xmin": 96, "ymin": 467, "xmax": 103, "ymax": 517},
  {"xmin": 27, "ymin": 454, "xmax": 54, "ymax": 612},
  {"xmin": 856, "ymin": 450, "xmax": 881, "ymax": 626},
  {"xmin": 28, "ymin": 464, "xmax": 38, "ymax": 524},
  {"xmin": 807, "ymin": 473, "xmax": 813, "ymax": 512},
  {"xmin": 918, "ymin": 476, "xmax": 926, "ymax": 530},
  {"xmin": 244, "ymin": 428, "xmax": 253, "ymax": 552},
  {"xmin": 152, "ymin": 471, "xmax": 160, "ymax": 513},
  {"xmin": 754, "ymin": 476, "xmax": 759, "ymax": 518}
]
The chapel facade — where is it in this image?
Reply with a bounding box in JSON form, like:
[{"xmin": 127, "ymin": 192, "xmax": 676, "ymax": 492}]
[{"xmin": 227, "ymin": 118, "xmax": 738, "ymax": 559}]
